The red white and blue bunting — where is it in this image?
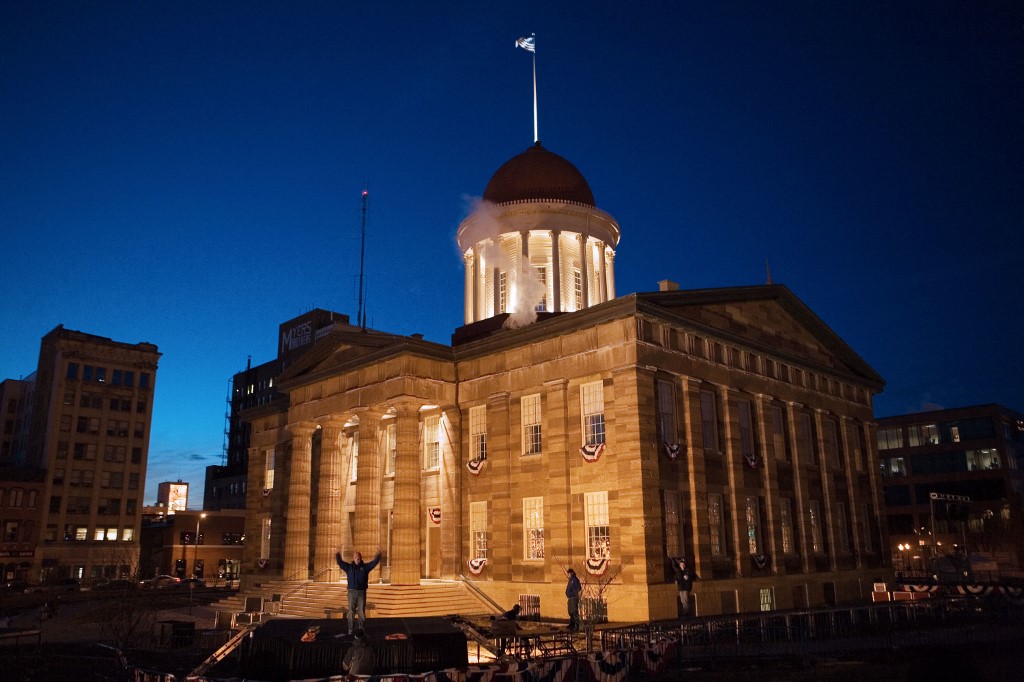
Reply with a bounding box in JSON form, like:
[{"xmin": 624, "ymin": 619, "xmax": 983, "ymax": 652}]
[
  {"xmin": 467, "ymin": 557, "xmax": 488, "ymax": 575},
  {"xmin": 257, "ymin": 558, "xmax": 269, "ymax": 569},
  {"xmin": 580, "ymin": 443, "xmax": 605, "ymax": 463},
  {"xmin": 662, "ymin": 443, "xmax": 680, "ymax": 460},
  {"xmin": 467, "ymin": 458, "xmax": 486, "ymax": 476},
  {"xmin": 751, "ymin": 553, "xmax": 770, "ymax": 570},
  {"xmin": 428, "ymin": 507, "xmax": 442, "ymax": 525},
  {"xmin": 262, "ymin": 488, "xmax": 272, "ymax": 497},
  {"xmin": 585, "ymin": 556, "xmax": 609, "ymax": 576}
]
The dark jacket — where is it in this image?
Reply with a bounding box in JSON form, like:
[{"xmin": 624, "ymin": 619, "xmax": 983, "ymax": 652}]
[
  {"xmin": 335, "ymin": 552, "xmax": 381, "ymax": 590},
  {"xmin": 673, "ymin": 562, "xmax": 696, "ymax": 591},
  {"xmin": 566, "ymin": 573, "xmax": 582, "ymax": 598}
]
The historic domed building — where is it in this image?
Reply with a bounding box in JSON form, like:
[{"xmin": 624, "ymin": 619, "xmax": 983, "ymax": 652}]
[{"xmin": 239, "ymin": 142, "xmax": 886, "ymax": 621}]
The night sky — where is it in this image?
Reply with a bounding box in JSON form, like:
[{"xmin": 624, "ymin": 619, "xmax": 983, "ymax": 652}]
[{"xmin": 2, "ymin": 2, "xmax": 1021, "ymax": 507}]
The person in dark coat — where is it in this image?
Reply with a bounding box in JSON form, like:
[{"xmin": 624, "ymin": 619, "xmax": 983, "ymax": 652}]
[
  {"xmin": 342, "ymin": 628, "xmax": 375, "ymax": 675},
  {"xmin": 335, "ymin": 548, "xmax": 382, "ymax": 634},
  {"xmin": 565, "ymin": 568, "xmax": 582, "ymax": 630},
  {"xmin": 672, "ymin": 557, "xmax": 697, "ymax": 617}
]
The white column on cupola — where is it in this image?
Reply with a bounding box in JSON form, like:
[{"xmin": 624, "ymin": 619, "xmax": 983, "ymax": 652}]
[
  {"xmin": 578, "ymin": 234, "xmax": 590, "ymax": 309},
  {"xmin": 596, "ymin": 240, "xmax": 607, "ymax": 303},
  {"xmin": 550, "ymin": 230, "xmax": 562, "ymax": 312}
]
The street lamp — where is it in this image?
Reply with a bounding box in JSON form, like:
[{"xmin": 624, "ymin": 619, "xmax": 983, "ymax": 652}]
[{"xmin": 193, "ymin": 513, "xmax": 207, "ymax": 579}]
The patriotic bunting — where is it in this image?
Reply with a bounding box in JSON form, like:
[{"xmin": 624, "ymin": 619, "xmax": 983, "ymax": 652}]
[{"xmin": 580, "ymin": 443, "xmax": 605, "ymax": 462}]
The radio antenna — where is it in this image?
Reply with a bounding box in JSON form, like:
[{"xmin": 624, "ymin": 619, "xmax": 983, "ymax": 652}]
[{"xmin": 356, "ymin": 188, "xmax": 368, "ymax": 330}]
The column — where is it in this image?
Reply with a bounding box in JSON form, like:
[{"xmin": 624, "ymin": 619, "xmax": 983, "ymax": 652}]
[
  {"xmin": 439, "ymin": 407, "xmax": 462, "ymax": 579},
  {"xmin": 353, "ymin": 408, "xmax": 383, "ymax": 554},
  {"xmin": 720, "ymin": 388, "xmax": 746, "ymax": 576},
  {"xmin": 578, "ymin": 234, "xmax": 590, "ymax": 308},
  {"xmin": 543, "ymin": 379, "xmax": 572, "ymax": 580},
  {"xmin": 680, "ymin": 377, "xmax": 710, "ymax": 576},
  {"xmin": 520, "ymin": 230, "xmax": 529, "ymax": 259},
  {"xmin": 814, "ymin": 410, "xmax": 838, "ymax": 571},
  {"xmin": 754, "ymin": 396, "xmax": 782, "ymax": 575},
  {"xmin": 315, "ymin": 416, "xmax": 346, "ymax": 581},
  {"xmin": 550, "ymin": 230, "xmax": 562, "ymax": 312},
  {"xmin": 785, "ymin": 403, "xmax": 813, "ymax": 573},
  {"xmin": 839, "ymin": 416, "xmax": 863, "ymax": 568},
  {"xmin": 606, "ymin": 248, "xmax": 616, "ymax": 299},
  {"xmin": 284, "ymin": 422, "xmax": 317, "ymax": 580},
  {"xmin": 472, "ymin": 246, "xmax": 481, "ymax": 322},
  {"xmin": 596, "ymin": 241, "xmax": 607, "ymax": 303},
  {"xmin": 464, "ymin": 251, "xmax": 475, "ymax": 324},
  {"xmin": 390, "ymin": 401, "xmax": 422, "ymax": 585}
]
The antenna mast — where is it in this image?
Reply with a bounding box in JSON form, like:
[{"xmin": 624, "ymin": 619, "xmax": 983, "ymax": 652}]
[{"xmin": 356, "ymin": 189, "xmax": 368, "ymax": 329}]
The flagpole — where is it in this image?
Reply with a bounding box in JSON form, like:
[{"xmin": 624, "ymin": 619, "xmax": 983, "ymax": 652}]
[{"xmin": 532, "ymin": 49, "xmax": 538, "ymax": 143}]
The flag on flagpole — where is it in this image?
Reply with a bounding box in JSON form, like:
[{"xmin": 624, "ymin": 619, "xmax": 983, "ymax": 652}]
[{"xmin": 516, "ymin": 34, "xmax": 536, "ymax": 53}]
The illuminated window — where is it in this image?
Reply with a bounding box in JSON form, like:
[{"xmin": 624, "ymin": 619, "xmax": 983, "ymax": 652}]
[
  {"xmin": 877, "ymin": 427, "xmax": 904, "ymax": 450},
  {"xmin": 470, "ymin": 501, "xmax": 488, "ymax": 559},
  {"xmin": 470, "ymin": 406, "xmax": 487, "ymax": 461},
  {"xmin": 521, "ymin": 394, "xmax": 542, "ymax": 455},
  {"xmin": 499, "ymin": 271, "xmax": 507, "ymax": 313},
  {"xmin": 106, "ymin": 527, "xmax": 118, "ymax": 542},
  {"xmin": 580, "ymin": 381, "xmax": 606, "ymax": 446},
  {"xmin": 423, "ymin": 415, "xmax": 440, "ymax": 470},
  {"xmin": 123, "ymin": 527, "xmax": 134, "ymax": 542},
  {"xmin": 708, "ymin": 493, "xmax": 725, "ymax": 557},
  {"xmin": 780, "ymin": 497, "xmax": 794, "ymax": 555},
  {"xmin": 745, "ymin": 496, "xmax": 761, "ymax": 554},
  {"xmin": 656, "ymin": 380, "xmax": 677, "ymax": 445},
  {"xmin": 523, "ymin": 497, "xmax": 544, "ymax": 559},
  {"xmin": 573, "ymin": 269, "xmax": 583, "ymax": 309},
  {"xmin": 760, "ymin": 587, "xmax": 775, "ymax": 612},
  {"xmin": 535, "ymin": 265, "xmax": 547, "ymax": 312},
  {"xmin": 700, "ymin": 389, "xmax": 719, "ymax": 452},
  {"xmin": 264, "ymin": 449, "xmax": 275, "ymax": 490},
  {"xmin": 809, "ymin": 500, "xmax": 823, "ymax": 554},
  {"xmin": 585, "ymin": 491, "xmax": 610, "ymax": 559}
]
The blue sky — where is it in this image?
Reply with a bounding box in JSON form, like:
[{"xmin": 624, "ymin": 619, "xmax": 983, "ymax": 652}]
[{"xmin": 2, "ymin": 2, "xmax": 1021, "ymax": 507}]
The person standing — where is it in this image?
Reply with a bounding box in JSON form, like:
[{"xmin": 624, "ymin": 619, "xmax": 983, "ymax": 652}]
[
  {"xmin": 335, "ymin": 548, "xmax": 382, "ymax": 634},
  {"xmin": 672, "ymin": 558, "xmax": 697, "ymax": 617},
  {"xmin": 565, "ymin": 568, "xmax": 582, "ymax": 630}
]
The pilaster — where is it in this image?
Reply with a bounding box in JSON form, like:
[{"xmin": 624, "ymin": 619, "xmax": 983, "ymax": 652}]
[{"xmin": 284, "ymin": 421, "xmax": 317, "ymax": 579}]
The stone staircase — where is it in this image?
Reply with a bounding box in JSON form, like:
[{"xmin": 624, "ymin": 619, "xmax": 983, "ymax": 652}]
[{"xmin": 211, "ymin": 579, "xmax": 497, "ymax": 621}]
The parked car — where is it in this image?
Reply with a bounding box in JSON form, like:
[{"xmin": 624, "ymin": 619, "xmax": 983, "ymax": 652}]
[
  {"xmin": 1, "ymin": 580, "xmax": 29, "ymax": 593},
  {"xmin": 140, "ymin": 575, "xmax": 180, "ymax": 589},
  {"xmin": 25, "ymin": 578, "xmax": 81, "ymax": 593},
  {"xmin": 93, "ymin": 579, "xmax": 137, "ymax": 592},
  {"xmin": 166, "ymin": 577, "xmax": 206, "ymax": 589}
]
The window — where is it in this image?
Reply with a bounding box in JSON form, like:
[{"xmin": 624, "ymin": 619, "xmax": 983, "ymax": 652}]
[
  {"xmin": 573, "ymin": 269, "xmax": 583, "ymax": 310},
  {"xmin": 700, "ymin": 389, "xmax": 719, "ymax": 452},
  {"xmin": 124, "ymin": 371, "xmax": 134, "ymax": 387},
  {"xmin": 140, "ymin": 373, "xmax": 150, "ymax": 389},
  {"xmin": 83, "ymin": 365, "xmax": 93, "ymax": 381},
  {"xmin": 768, "ymin": 406, "xmax": 788, "ymax": 462},
  {"xmin": 656, "ymin": 380, "xmax": 677, "ymax": 445},
  {"xmin": 63, "ymin": 389, "xmax": 74, "ymax": 405},
  {"xmin": 60, "ymin": 415, "xmax": 71, "ymax": 433},
  {"xmin": 264, "ymin": 449, "xmax": 275, "ymax": 490},
  {"xmin": 780, "ymin": 498, "xmax": 794, "ymax": 555},
  {"xmin": 67, "ymin": 363, "xmax": 79, "ymax": 380},
  {"xmin": 708, "ymin": 493, "xmax": 725, "ymax": 557},
  {"xmin": 498, "ymin": 271, "xmax": 507, "ymax": 313},
  {"xmin": 797, "ymin": 413, "xmax": 814, "ymax": 464},
  {"xmin": 128, "ymin": 473, "xmax": 139, "ymax": 490},
  {"xmin": 585, "ymin": 491, "xmax": 610, "ymax": 559},
  {"xmin": 523, "ymin": 497, "xmax": 544, "ymax": 559},
  {"xmin": 521, "ymin": 394, "xmax": 542, "ymax": 455},
  {"xmin": 581, "ymin": 381, "xmax": 606, "ymax": 446},
  {"xmin": 664, "ymin": 491, "xmax": 682, "ymax": 557},
  {"xmin": 880, "ymin": 457, "xmax": 906, "ymax": 477},
  {"xmin": 836, "ymin": 502, "xmax": 850, "ymax": 554},
  {"xmin": 469, "ymin": 406, "xmax": 487, "ymax": 461},
  {"xmin": 95, "ymin": 367, "xmax": 106, "ymax": 383},
  {"xmin": 745, "ymin": 496, "xmax": 761, "ymax": 554},
  {"xmin": 133, "ymin": 421, "xmax": 145, "ymax": 438},
  {"xmin": 535, "ymin": 265, "xmax": 547, "ymax": 312},
  {"xmin": 809, "ymin": 500, "xmax": 823, "ymax": 554},
  {"xmin": 385, "ymin": 422, "xmax": 397, "ymax": 475},
  {"xmin": 3, "ymin": 521, "xmax": 18, "ymax": 542},
  {"xmin": 53, "ymin": 468, "xmax": 65, "ymax": 485},
  {"xmin": 848, "ymin": 425, "xmax": 864, "ymax": 472},
  {"xmin": 112, "ymin": 369, "xmax": 122, "ymax": 385},
  {"xmin": 824, "ymin": 419, "xmax": 840, "ymax": 469},
  {"xmin": 349, "ymin": 432, "xmax": 359, "ymax": 483},
  {"xmin": 470, "ymin": 501, "xmax": 488, "ymax": 560},
  {"xmin": 260, "ymin": 518, "xmax": 272, "ymax": 559},
  {"xmin": 907, "ymin": 423, "xmax": 940, "ymax": 447},
  {"xmin": 9, "ymin": 488, "xmax": 23, "ymax": 507},
  {"xmin": 737, "ymin": 399, "xmax": 755, "ymax": 462},
  {"xmin": 423, "ymin": 415, "xmax": 440, "ymax": 470},
  {"xmin": 877, "ymin": 427, "xmax": 904, "ymax": 450},
  {"xmin": 131, "ymin": 447, "xmax": 141, "ymax": 464},
  {"xmin": 122, "ymin": 527, "xmax": 134, "ymax": 541}
]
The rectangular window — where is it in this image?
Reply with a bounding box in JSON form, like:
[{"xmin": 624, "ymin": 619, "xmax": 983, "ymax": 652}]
[
  {"xmin": 824, "ymin": 419, "xmax": 841, "ymax": 469},
  {"xmin": 573, "ymin": 269, "xmax": 583, "ymax": 310},
  {"xmin": 809, "ymin": 500, "xmax": 823, "ymax": 554},
  {"xmin": 656, "ymin": 379, "xmax": 678, "ymax": 445},
  {"xmin": 708, "ymin": 492, "xmax": 725, "ymax": 557},
  {"xmin": 470, "ymin": 501, "xmax": 488, "ymax": 560},
  {"xmin": 498, "ymin": 271, "xmax": 507, "ymax": 313},
  {"xmin": 523, "ymin": 496, "xmax": 544, "ymax": 560},
  {"xmin": 745, "ymin": 496, "xmax": 761, "ymax": 554},
  {"xmin": 133, "ymin": 421, "xmax": 144, "ymax": 438},
  {"xmin": 260, "ymin": 517, "xmax": 271, "ymax": 559},
  {"xmin": 470, "ymin": 405, "xmax": 487, "ymax": 461},
  {"xmin": 67, "ymin": 363, "xmax": 79, "ymax": 380},
  {"xmin": 83, "ymin": 365, "xmax": 93, "ymax": 382},
  {"xmin": 140, "ymin": 373, "xmax": 150, "ymax": 389},
  {"xmin": 521, "ymin": 394, "xmax": 542, "ymax": 455},
  {"xmin": 780, "ymin": 497, "xmax": 794, "ymax": 555},
  {"xmin": 423, "ymin": 415, "xmax": 440, "ymax": 470},
  {"xmin": 124, "ymin": 371, "xmax": 134, "ymax": 387},
  {"xmin": 535, "ymin": 265, "xmax": 547, "ymax": 312},
  {"xmin": 797, "ymin": 413, "xmax": 814, "ymax": 464},
  {"xmin": 769, "ymin": 405, "xmax": 788, "ymax": 461},
  {"xmin": 60, "ymin": 415, "xmax": 71, "ymax": 433},
  {"xmin": 876, "ymin": 426, "xmax": 904, "ymax": 450},
  {"xmin": 737, "ymin": 399, "xmax": 755, "ymax": 461},
  {"xmin": 664, "ymin": 490, "xmax": 682, "ymax": 557},
  {"xmin": 700, "ymin": 389, "xmax": 719, "ymax": 452},
  {"xmin": 264, "ymin": 449, "xmax": 275, "ymax": 489},
  {"xmin": 385, "ymin": 422, "xmax": 397, "ymax": 475},
  {"xmin": 836, "ymin": 501, "xmax": 850, "ymax": 554},
  {"xmin": 95, "ymin": 367, "xmax": 106, "ymax": 383},
  {"xmin": 63, "ymin": 389, "xmax": 74, "ymax": 405},
  {"xmin": 585, "ymin": 491, "xmax": 610, "ymax": 559},
  {"xmin": 122, "ymin": 528, "xmax": 134, "ymax": 542},
  {"xmin": 581, "ymin": 381, "xmax": 606, "ymax": 446},
  {"xmin": 849, "ymin": 425, "xmax": 864, "ymax": 472}
]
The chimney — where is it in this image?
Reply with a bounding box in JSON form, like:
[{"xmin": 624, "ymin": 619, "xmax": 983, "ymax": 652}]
[{"xmin": 658, "ymin": 279, "xmax": 679, "ymax": 292}]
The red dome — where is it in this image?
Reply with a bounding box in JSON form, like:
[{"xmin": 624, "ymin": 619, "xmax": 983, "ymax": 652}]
[{"xmin": 483, "ymin": 143, "xmax": 595, "ymax": 207}]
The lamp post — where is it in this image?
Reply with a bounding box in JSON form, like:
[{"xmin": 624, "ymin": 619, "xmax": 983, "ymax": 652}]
[{"xmin": 189, "ymin": 512, "xmax": 206, "ymax": 616}]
